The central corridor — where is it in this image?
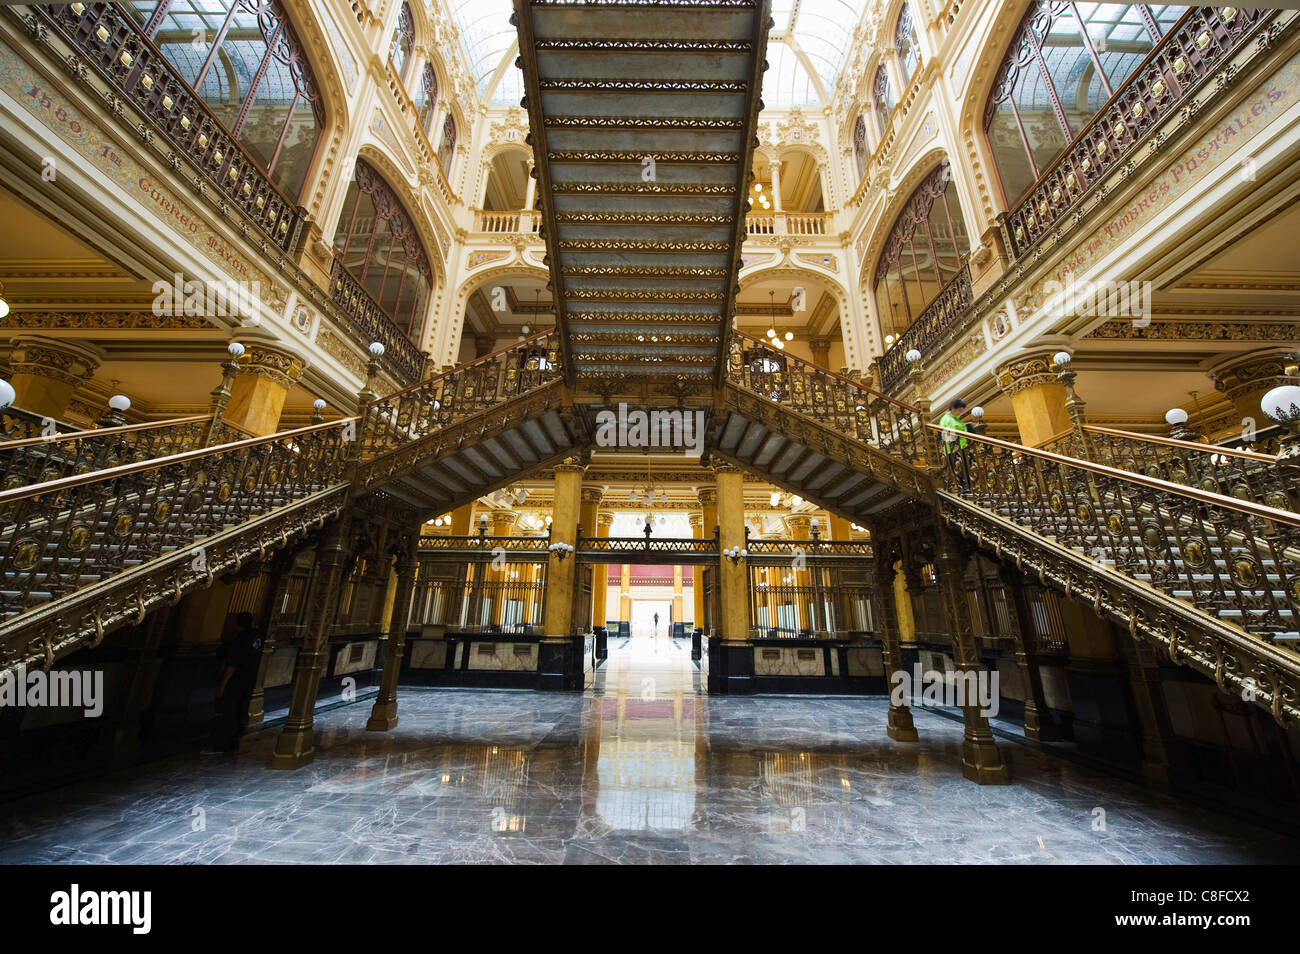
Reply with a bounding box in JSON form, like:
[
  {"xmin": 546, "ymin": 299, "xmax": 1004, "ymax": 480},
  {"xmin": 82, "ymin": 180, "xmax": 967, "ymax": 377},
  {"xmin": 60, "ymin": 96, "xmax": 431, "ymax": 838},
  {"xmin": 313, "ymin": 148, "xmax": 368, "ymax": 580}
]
[{"xmin": 0, "ymin": 641, "xmax": 1292, "ymax": 864}]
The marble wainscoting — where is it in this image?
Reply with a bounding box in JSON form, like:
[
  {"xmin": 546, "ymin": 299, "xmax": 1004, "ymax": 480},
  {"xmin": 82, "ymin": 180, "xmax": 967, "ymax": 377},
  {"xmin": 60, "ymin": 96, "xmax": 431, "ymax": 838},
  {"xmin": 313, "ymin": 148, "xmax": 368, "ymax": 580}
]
[{"xmin": 0, "ymin": 644, "xmax": 1294, "ymax": 864}]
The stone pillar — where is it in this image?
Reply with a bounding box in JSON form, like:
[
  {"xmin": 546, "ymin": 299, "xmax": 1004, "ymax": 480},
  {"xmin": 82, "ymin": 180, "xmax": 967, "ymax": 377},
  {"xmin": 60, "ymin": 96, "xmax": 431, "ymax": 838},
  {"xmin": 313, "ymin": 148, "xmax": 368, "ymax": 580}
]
[
  {"xmin": 995, "ymin": 353, "xmax": 1072, "ymax": 449},
  {"xmin": 715, "ymin": 465, "xmax": 749, "ymax": 640},
  {"xmin": 808, "ymin": 338, "xmax": 831, "ymax": 370},
  {"xmin": 619, "ymin": 563, "xmax": 631, "ymax": 623},
  {"xmin": 543, "ymin": 460, "xmax": 584, "ymax": 638},
  {"xmin": 487, "ymin": 511, "xmax": 517, "ymax": 625},
  {"xmin": 6, "ymin": 335, "xmax": 101, "ymax": 420},
  {"xmin": 936, "ymin": 529, "xmax": 1010, "ymax": 784},
  {"xmin": 689, "ymin": 513, "xmax": 705, "ymax": 630},
  {"xmin": 672, "ymin": 563, "xmax": 684, "ymax": 627},
  {"xmin": 540, "ymin": 459, "xmax": 584, "ymax": 689},
  {"xmin": 1210, "ymin": 349, "xmax": 1300, "ymax": 431},
  {"xmin": 268, "ymin": 518, "xmax": 349, "ymax": 769},
  {"xmin": 224, "ymin": 342, "xmax": 306, "ymax": 437},
  {"xmin": 698, "ymin": 487, "xmax": 719, "ymax": 635},
  {"xmin": 999, "ymin": 564, "xmax": 1057, "ymax": 741},
  {"xmin": 769, "ymin": 158, "xmax": 782, "ymax": 212},
  {"xmin": 785, "ymin": 514, "xmax": 812, "ymax": 631},
  {"xmin": 367, "ymin": 531, "xmax": 420, "ymax": 730},
  {"xmin": 872, "ymin": 551, "xmax": 918, "ymax": 741},
  {"xmin": 474, "ymin": 334, "xmax": 497, "ymax": 358},
  {"xmin": 592, "ymin": 512, "xmax": 613, "ymax": 628}
]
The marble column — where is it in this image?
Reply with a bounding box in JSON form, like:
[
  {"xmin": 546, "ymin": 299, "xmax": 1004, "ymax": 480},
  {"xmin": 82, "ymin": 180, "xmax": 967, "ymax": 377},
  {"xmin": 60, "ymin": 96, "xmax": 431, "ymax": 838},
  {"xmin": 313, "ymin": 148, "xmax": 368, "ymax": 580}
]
[
  {"xmin": 543, "ymin": 460, "xmax": 584, "ymax": 638},
  {"xmin": 871, "ymin": 550, "xmax": 918, "ymax": 741},
  {"xmin": 995, "ymin": 352, "xmax": 1072, "ymax": 449},
  {"xmin": 367, "ymin": 530, "xmax": 420, "ymax": 730},
  {"xmin": 1210, "ymin": 349, "xmax": 1300, "ymax": 433},
  {"xmin": 224, "ymin": 341, "xmax": 306, "ymax": 437},
  {"xmin": 672, "ymin": 563, "xmax": 684, "ymax": 628},
  {"xmin": 697, "ymin": 488, "xmax": 718, "ymax": 633},
  {"xmin": 689, "ymin": 513, "xmax": 705, "ymax": 631},
  {"xmin": 488, "ymin": 511, "xmax": 517, "ymax": 625},
  {"xmin": 619, "ymin": 563, "xmax": 631, "ymax": 624},
  {"xmin": 936, "ymin": 529, "xmax": 1009, "ymax": 783},
  {"xmin": 593, "ymin": 512, "xmax": 613, "ymax": 628},
  {"xmin": 6, "ymin": 335, "xmax": 101, "ymax": 421},
  {"xmin": 269, "ymin": 518, "xmax": 349, "ymax": 769},
  {"xmin": 785, "ymin": 514, "xmax": 812, "ymax": 632},
  {"xmin": 715, "ymin": 464, "xmax": 749, "ymax": 640}
]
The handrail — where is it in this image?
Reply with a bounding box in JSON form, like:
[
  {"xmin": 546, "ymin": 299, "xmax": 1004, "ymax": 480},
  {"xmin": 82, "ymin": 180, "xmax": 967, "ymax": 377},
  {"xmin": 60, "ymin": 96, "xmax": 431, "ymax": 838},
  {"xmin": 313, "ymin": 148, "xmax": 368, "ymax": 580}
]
[
  {"xmin": 930, "ymin": 423, "xmax": 1300, "ymax": 528},
  {"xmin": 1081, "ymin": 423, "xmax": 1278, "ymax": 463},
  {"xmin": 370, "ymin": 328, "xmax": 556, "ymax": 406},
  {"xmin": 0, "ymin": 415, "xmax": 212, "ymax": 450},
  {"xmin": 731, "ymin": 330, "xmax": 919, "ymax": 413},
  {"xmin": 0, "ymin": 418, "xmax": 356, "ymax": 506}
]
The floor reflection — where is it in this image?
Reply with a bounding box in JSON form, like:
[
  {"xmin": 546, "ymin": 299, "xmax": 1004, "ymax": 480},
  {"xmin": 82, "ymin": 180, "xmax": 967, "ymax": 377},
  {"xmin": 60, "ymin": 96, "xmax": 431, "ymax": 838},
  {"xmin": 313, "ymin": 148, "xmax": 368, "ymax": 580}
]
[{"xmin": 0, "ymin": 639, "xmax": 1295, "ymax": 863}]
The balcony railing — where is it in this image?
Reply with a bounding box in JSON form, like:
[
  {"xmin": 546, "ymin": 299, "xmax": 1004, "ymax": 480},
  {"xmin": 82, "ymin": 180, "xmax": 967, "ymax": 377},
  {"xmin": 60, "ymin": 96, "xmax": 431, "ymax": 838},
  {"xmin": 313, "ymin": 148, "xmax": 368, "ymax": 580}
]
[
  {"xmin": 32, "ymin": 2, "xmax": 305, "ymax": 254},
  {"xmin": 1004, "ymin": 6, "xmax": 1267, "ymax": 259},
  {"xmin": 875, "ymin": 263, "xmax": 973, "ymax": 393},
  {"xmin": 472, "ymin": 209, "xmax": 541, "ymax": 234},
  {"xmin": 744, "ymin": 211, "xmax": 830, "ymax": 237},
  {"xmin": 328, "ymin": 258, "xmax": 426, "ymax": 384}
]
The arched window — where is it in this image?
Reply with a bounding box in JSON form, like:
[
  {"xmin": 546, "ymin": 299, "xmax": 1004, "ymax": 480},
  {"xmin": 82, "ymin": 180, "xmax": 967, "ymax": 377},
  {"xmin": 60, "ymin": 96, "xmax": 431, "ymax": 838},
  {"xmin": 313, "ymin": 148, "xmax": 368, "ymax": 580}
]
[
  {"xmin": 983, "ymin": 3, "xmax": 1186, "ymax": 205},
  {"xmin": 873, "ymin": 161, "xmax": 970, "ymax": 336},
  {"xmin": 438, "ymin": 113, "xmax": 457, "ymax": 176},
  {"xmin": 389, "ymin": 2, "xmax": 414, "ymax": 81},
  {"xmin": 123, "ymin": 0, "xmax": 323, "ymax": 202},
  {"xmin": 872, "ymin": 65, "xmax": 894, "ymax": 136},
  {"xmin": 895, "ymin": 4, "xmax": 921, "ymax": 86},
  {"xmin": 853, "ymin": 115, "xmax": 868, "ymax": 180},
  {"xmin": 416, "ymin": 63, "xmax": 438, "ymax": 136},
  {"xmin": 332, "ymin": 160, "xmax": 433, "ymax": 340}
]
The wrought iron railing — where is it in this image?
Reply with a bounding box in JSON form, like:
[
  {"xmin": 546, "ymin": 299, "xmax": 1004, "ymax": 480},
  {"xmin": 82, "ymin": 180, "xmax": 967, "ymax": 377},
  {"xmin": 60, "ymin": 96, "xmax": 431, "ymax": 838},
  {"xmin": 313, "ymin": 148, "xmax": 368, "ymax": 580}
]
[
  {"xmin": 876, "ymin": 262, "xmax": 972, "ymax": 393},
  {"xmin": 1004, "ymin": 6, "xmax": 1267, "ymax": 258},
  {"xmin": 0, "ymin": 407, "xmax": 78, "ymax": 442},
  {"xmin": 1045, "ymin": 423, "xmax": 1297, "ymax": 517},
  {"xmin": 728, "ymin": 331, "xmax": 930, "ymax": 466},
  {"xmin": 745, "ymin": 538, "xmax": 874, "ymax": 561},
  {"xmin": 0, "ymin": 419, "xmax": 353, "ymax": 622},
  {"xmin": 0, "ymin": 415, "xmax": 213, "ymax": 491},
  {"xmin": 577, "ymin": 535, "xmax": 718, "ymax": 556},
  {"xmin": 361, "ymin": 330, "xmax": 562, "ymax": 459},
  {"xmin": 417, "ymin": 534, "xmax": 550, "ymax": 553},
  {"xmin": 933, "ymin": 424, "xmax": 1300, "ymax": 649},
  {"xmin": 329, "ymin": 258, "xmax": 426, "ymax": 384},
  {"xmin": 32, "ymin": 2, "xmax": 305, "ymax": 253}
]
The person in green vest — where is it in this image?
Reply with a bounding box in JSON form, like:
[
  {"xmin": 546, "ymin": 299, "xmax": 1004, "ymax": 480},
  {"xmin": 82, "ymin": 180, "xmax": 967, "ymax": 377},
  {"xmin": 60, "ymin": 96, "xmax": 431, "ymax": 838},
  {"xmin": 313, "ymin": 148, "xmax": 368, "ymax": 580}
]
[{"xmin": 937, "ymin": 398, "xmax": 971, "ymax": 495}]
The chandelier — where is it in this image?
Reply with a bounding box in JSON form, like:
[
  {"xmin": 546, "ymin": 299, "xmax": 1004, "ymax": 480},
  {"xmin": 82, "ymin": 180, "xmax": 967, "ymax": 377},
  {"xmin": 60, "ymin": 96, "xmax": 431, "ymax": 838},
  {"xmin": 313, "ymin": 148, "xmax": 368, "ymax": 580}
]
[{"xmin": 626, "ymin": 455, "xmax": 668, "ymax": 507}]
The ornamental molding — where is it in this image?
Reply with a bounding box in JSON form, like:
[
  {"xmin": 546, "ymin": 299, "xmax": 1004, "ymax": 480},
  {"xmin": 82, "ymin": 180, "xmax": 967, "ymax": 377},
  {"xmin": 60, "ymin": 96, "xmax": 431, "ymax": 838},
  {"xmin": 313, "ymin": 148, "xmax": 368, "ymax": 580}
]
[
  {"xmin": 994, "ymin": 353, "xmax": 1060, "ymax": 396},
  {"xmin": 6, "ymin": 335, "xmax": 103, "ymax": 387},
  {"xmin": 233, "ymin": 342, "xmax": 306, "ymax": 390}
]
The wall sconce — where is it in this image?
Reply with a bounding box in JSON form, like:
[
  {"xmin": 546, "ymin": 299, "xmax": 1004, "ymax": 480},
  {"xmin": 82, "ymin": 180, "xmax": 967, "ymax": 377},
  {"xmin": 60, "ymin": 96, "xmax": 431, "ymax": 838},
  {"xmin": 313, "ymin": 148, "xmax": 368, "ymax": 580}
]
[
  {"xmin": 548, "ymin": 542, "xmax": 574, "ymax": 560},
  {"xmin": 724, "ymin": 546, "xmax": 748, "ymax": 564}
]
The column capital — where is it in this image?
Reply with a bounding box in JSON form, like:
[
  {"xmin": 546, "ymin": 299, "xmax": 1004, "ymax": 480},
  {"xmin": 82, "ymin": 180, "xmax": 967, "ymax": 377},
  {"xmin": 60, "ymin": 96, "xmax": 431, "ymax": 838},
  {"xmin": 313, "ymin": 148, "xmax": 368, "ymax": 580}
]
[
  {"xmin": 1209, "ymin": 348, "xmax": 1300, "ymax": 403},
  {"xmin": 696, "ymin": 487, "xmax": 717, "ymax": 507},
  {"xmin": 233, "ymin": 341, "xmax": 306, "ymax": 390},
  {"xmin": 994, "ymin": 351, "xmax": 1061, "ymax": 396},
  {"xmin": 8, "ymin": 335, "xmax": 102, "ymax": 388},
  {"xmin": 688, "ymin": 513, "xmax": 704, "ymax": 530},
  {"xmin": 581, "ymin": 486, "xmax": 604, "ymax": 504},
  {"xmin": 596, "ymin": 511, "xmax": 615, "ymax": 529},
  {"xmin": 553, "ymin": 456, "xmax": 587, "ymax": 475}
]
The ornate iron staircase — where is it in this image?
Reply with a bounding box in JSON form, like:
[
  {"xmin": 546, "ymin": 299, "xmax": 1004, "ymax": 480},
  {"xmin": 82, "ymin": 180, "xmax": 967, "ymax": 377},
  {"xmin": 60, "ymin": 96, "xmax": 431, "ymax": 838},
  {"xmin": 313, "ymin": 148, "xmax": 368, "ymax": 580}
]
[
  {"xmin": 0, "ymin": 334, "xmax": 579, "ymax": 673},
  {"xmin": 514, "ymin": 0, "xmax": 770, "ymax": 392},
  {"xmin": 713, "ymin": 337, "xmax": 1300, "ymax": 723}
]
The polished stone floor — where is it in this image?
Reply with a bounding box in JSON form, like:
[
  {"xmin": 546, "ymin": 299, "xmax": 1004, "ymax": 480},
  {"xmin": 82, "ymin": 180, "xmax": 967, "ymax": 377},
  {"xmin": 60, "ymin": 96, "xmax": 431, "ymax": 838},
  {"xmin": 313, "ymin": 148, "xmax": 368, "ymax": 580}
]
[{"xmin": 0, "ymin": 636, "xmax": 1294, "ymax": 864}]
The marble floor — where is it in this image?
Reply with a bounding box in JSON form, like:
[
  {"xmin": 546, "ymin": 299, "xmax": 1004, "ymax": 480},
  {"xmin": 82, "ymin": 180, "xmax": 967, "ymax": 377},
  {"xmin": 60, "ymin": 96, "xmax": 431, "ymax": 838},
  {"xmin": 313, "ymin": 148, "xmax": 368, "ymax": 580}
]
[{"xmin": 0, "ymin": 637, "xmax": 1294, "ymax": 864}]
